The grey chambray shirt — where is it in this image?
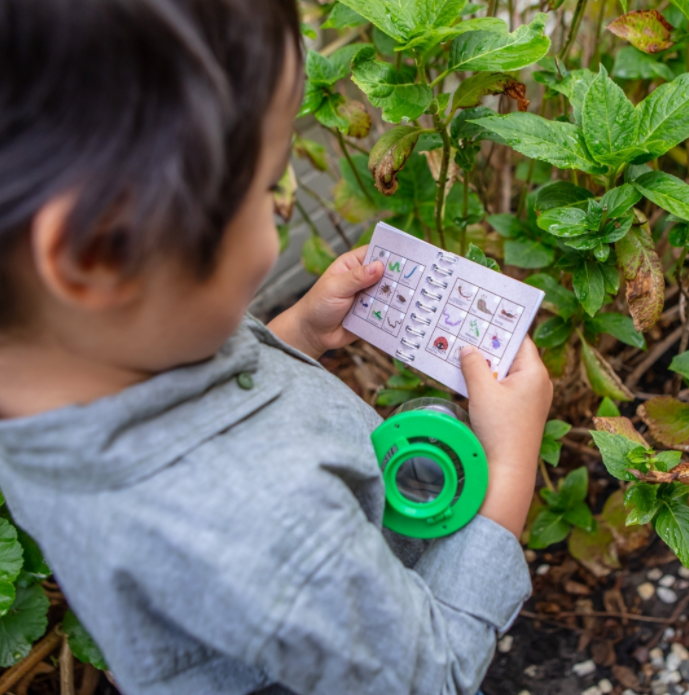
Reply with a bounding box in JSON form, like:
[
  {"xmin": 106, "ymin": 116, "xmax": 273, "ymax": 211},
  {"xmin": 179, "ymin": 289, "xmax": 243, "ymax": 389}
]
[{"xmin": 0, "ymin": 315, "xmax": 531, "ymax": 695}]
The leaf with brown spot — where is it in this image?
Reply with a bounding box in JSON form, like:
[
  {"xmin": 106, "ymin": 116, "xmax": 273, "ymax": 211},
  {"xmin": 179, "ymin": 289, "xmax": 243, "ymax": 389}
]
[
  {"xmin": 452, "ymin": 73, "xmax": 528, "ymax": 112},
  {"xmin": 580, "ymin": 337, "xmax": 634, "ymax": 401},
  {"xmin": 638, "ymin": 396, "xmax": 689, "ymax": 452},
  {"xmin": 293, "ymin": 137, "xmax": 328, "ymax": 172},
  {"xmin": 607, "ymin": 10, "xmax": 675, "ymax": 54},
  {"xmin": 333, "ymin": 178, "xmax": 377, "ymax": 223},
  {"xmin": 592, "ymin": 416, "xmax": 649, "ymax": 446},
  {"xmin": 273, "ymin": 164, "xmax": 297, "ymax": 221},
  {"xmin": 337, "ymin": 99, "xmax": 372, "ymax": 139},
  {"xmin": 568, "ymin": 523, "xmax": 619, "ymax": 577},
  {"xmin": 616, "ymin": 220, "xmax": 665, "ymax": 332},
  {"xmin": 368, "ymin": 125, "xmax": 422, "ymax": 195},
  {"xmin": 602, "ymin": 489, "xmax": 651, "ymax": 554}
]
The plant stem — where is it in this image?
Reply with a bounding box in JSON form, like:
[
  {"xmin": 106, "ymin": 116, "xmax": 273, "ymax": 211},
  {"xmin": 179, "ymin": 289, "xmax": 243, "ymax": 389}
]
[
  {"xmin": 672, "ymin": 247, "xmax": 689, "ymax": 397},
  {"xmin": 295, "ymin": 199, "xmax": 321, "ymax": 238},
  {"xmin": 461, "ymin": 169, "xmax": 470, "ymax": 256},
  {"xmin": 487, "ymin": 0, "xmax": 499, "ymax": 17},
  {"xmin": 539, "ymin": 457, "xmax": 555, "ymax": 492},
  {"xmin": 507, "ymin": 0, "xmax": 515, "ymax": 31},
  {"xmin": 517, "ymin": 94, "xmax": 547, "ymax": 217},
  {"xmin": 299, "ymin": 180, "xmax": 353, "ymax": 250},
  {"xmin": 590, "ymin": 0, "xmax": 608, "ymax": 69},
  {"xmin": 433, "ymin": 114, "xmax": 451, "ymax": 250},
  {"xmin": 396, "ymin": 50, "xmax": 402, "ymax": 70},
  {"xmin": 559, "ymin": 0, "xmax": 589, "ymax": 64},
  {"xmin": 335, "ymin": 129, "xmax": 374, "ymax": 204}
]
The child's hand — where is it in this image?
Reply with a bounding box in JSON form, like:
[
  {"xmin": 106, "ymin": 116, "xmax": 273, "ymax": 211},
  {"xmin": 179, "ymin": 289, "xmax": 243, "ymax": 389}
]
[
  {"xmin": 459, "ymin": 339, "xmax": 553, "ymax": 537},
  {"xmin": 267, "ymin": 246, "xmax": 384, "ymax": 360}
]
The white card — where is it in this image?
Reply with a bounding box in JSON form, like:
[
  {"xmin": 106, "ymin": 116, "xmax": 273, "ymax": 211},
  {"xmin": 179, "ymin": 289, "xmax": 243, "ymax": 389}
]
[{"xmin": 343, "ymin": 222, "xmax": 545, "ymax": 397}]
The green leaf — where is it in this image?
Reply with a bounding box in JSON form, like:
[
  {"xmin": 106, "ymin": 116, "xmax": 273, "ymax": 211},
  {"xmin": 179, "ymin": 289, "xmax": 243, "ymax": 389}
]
[
  {"xmin": 533, "ymin": 316, "xmax": 574, "ymax": 348},
  {"xmin": 525, "ymin": 273, "xmax": 578, "ymax": 319},
  {"xmin": 586, "ymin": 312, "xmax": 646, "ymax": 349},
  {"xmin": 377, "ymin": 388, "xmax": 423, "ymax": 406},
  {"xmin": 535, "ymin": 181, "xmax": 594, "ymax": 212},
  {"xmin": 607, "ymin": 10, "xmax": 675, "ymax": 54},
  {"xmin": 568, "ymin": 523, "xmax": 619, "ymax": 570},
  {"xmin": 0, "ymin": 584, "xmax": 49, "ymax": 667},
  {"xmin": 580, "ymin": 337, "xmax": 635, "ymax": 400},
  {"xmin": 669, "ymin": 224, "xmax": 689, "ymax": 248},
  {"xmin": 540, "ymin": 436, "xmax": 563, "ymax": 466},
  {"xmin": 670, "ymin": 351, "xmax": 689, "ymax": 381},
  {"xmin": 351, "ymin": 47, "xmax": 434, "ymax": 123},
  {"xmin": 597, "ymin": 397, "xmax": 621, "ymax": 417},
  {"xmin": 323, "ymin": 3, "xmax": 368, "ymax": 29},
  {"xmin": 368, "ymin": 126, "xmax": 422, "ymax": 195},
  {"xmin": 590, "ymin": 430, "xmax": 641, "ymax": 479},
  {"xmin": 301, "ymin": 236, "xmax": 336, "ymax": 276},
  {"xmin": 582, "ymin": 65, "xmax": 642, "ymax": 166},
  {"xmin": 634, "ymin": 171, "xmax": 689, "ymax": 220},
  {"xmin": 305, "ymin": 49, "xmax": 338, "ymax": 87},
  {"xmin": 567, "ymin": 69, "xmax": 597, "ymax": 126},
  {"xmin": 573, "ymin": 260, "xmax": 606, "ymax": 316},
  {"xmin": 300, "ymin": 22, "xmax": 317, "ymax": 40},
  {"xmin": 14, "ymin": 530, "xmax": 47, "ymax": 580},
  {"xmin": 315, "ymin": 93, "xmax": 349, "ymax": 131},
  {"xmin": 450, "ymin": 106, "xmax": 503, "ymax": 144},
  {"xmin": 298, "ymin": 80, "xmax": 326, "ymax": 118},
  {"xmin": 293, "ymin": 137, "xmax": 328, "ymax": 172},
  {"xmin": 625, "ymin": 483, "xmax": 660, "ymax": 525},
  {"xmin": 546, "ymin": 419, "xmax": 573, "ymax": 439},
  {"xmin": 277, "ymin": 224, "xmax": 290, "ymax": 254},
  {"xmin": 563, "ymin": 501, "xmax": 595, "ymax": 531},
  {"xmin": 670, "ymin": 0, "xmax": 689, "ymax": 21},
  {"xmin": 636, "ymin": 74, "xmax": 689, "ymax": 160},
  {"xmin": 656, "ymin": 497, "xmax": 689, "ymax": 567},
  {"xmin": 329, "ymin": 44, "xmax": 369, "ymax": 83},
  {"xmin": 487, "ymin": 213, "xmax": 530, "ymax": 238},
  {"xmin": 452, "ymin": 72, "xmax": 523, "ymax": 110},
  {"xmin": 601, "ymin": 185, "xmax": 643, "ymax": 219},
  {"xmin": 559, "ymin": 466, "xmax": 589, "ymax": 505},
  {"xmin": 465, "ymin": 243, "xmax": 500, "ymax": 271},
  {"xmin": 63, "ymin": 610, "xmax": 107, "ymax": 670},
  {"xmin": 528, "ymin": 508, "xmax": 571, "ymax": 548},
  {"xmin": 504, "ymin": 239, "xmax": 554, "ymax": 268},
  {"xmin": 543, "ymin": 342, "xmax": 570, "ymax": 379},
  {"xmin": 639, "ymin": 396, "xmax": 689, "ymax": 452},
  {"xmin": 656, "ymin": 450, "xmax": 683, "ymax": 471},
  {"xmin": 613, "ymin": 46, "xmax": 676, "ymax": 82},
  {"xmin": 0, "ymin": 520, "xmax": 23, "ymax": 588},
  {"xmin": 337, "ymin": 0, "xmax": 468, "ymax": 43},
  {"xmin": 469, "ymin": 113, "xmax": 606, "ymax": 174},
  {"xmin": 616, "ymin": 221, "xmax": 666, "ymax": 332},
  {"xmin": 537, "ymin": 207, "xmax": 588, "ymax": 237}
]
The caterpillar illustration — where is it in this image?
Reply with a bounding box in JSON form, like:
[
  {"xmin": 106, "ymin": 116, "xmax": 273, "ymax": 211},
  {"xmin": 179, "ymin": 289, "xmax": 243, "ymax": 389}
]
[
  {"xmin": 442, "ymin": 309, "xmax": 463, "ymax": 327},
  {"xmin": 388, "ymin": 261, "xmax": 401, "ymax": 272},
  {"xmin": 433, "ymin": 336, "xmax": 449, "ymax": 352},
  {"xmin": 404, "ymin": 265, "xmax": 418, "ymax": 279},
  {"xmin": 457, "ymin": 284, "xmax": 473, "ymax": 299},
  {"xmin": 386, "ymin": 317, "xmax": 401, "ymax": 329},
  {"xmin": 476, "ymin": 295, "xmax": 493, "ymax": 315},
  {"xmin": 500, "ymin": 308, "xmax": 517, "ymax": 320}
]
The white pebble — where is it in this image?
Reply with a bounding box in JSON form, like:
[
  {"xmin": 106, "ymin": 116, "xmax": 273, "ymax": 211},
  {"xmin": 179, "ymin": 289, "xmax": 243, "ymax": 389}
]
[
  {"xmin": 524, "ymin": 665, "xmax": 538, "ymax": 677},
  {"xmin": 598, "ymin": 679, "xmax": 613, "ymax": 694},
  {"xmin": 665, "ymin": 627, "xmax": 677, "ymax": 640},
  {"xmin": 536, "ymin": 563, "xmax": 550, "ymax": 576},
  {"xmin": 666, "ymin": 652, "xmax": 681, "ymax": 671},
  {"xmin": 660, "ymin": 575, "xmax": 677, "ymax": 588},
  {"xmin": 658, "ymin": 587, "xmax": 679, "ymax": 604},
  {"xmin": 679, "ymin": 566, "xmax": 689, "ymax": 579},
  {"xmin": 524, "ymin": 549, "xmax": 537, "ymax": 563},
  {"xmin": 497, "ymin": 635, "xmax": 513, "ymax": 653},
  {"xmin": 659, "ymin": 669, "xmax": 682, "ymax": 684},
  {"xmin": 649, "ymin": 568, "xmax": 664, "ymax": 581},
  {"xmin": 638, "ymin": 582, "xmax": 656, "ymax": 600},
  {"xmin": 651, "ymin": 647, "xmax": 665, "ymax": 669},
  {"xmin": 621, "ymin": 691, "xmax": 638, "ymax": 695},
  {"xmin": 672, "ymin": 642, "xmax": 689, "ymax": 661},
  {"xmin": 678, "ymin": 580, "xmax": 689, "ymax": 590},
  {"xmin": 572, "ymin": 660, "xmax": 597, "ymax": 677},
  {"xmin": 517, "ymin": 691, "xmax": 531, "ymax": 695},
  {"xmin": 581, "ymin": 687, "xmax": 601, "ymax": 695}
]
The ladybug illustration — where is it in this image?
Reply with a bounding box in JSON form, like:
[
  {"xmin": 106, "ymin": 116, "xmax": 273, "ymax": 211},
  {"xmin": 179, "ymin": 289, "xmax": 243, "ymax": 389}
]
[{"xmin": 433, "ymin": 336, "xmax": 449, "ymax": 352}]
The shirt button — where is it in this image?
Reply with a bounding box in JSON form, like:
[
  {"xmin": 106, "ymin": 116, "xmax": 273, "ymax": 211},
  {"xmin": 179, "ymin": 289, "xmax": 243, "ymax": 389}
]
[{"xmin": 237, "ymin": 372, "xmax": 254, "ymax": 390}]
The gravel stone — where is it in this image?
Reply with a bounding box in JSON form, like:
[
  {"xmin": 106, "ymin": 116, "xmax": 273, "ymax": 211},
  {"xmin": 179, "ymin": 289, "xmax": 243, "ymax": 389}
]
[
  {"xmin": 672, "ymin": 643, "xmax": 689, "ymax": 660},
  {"xmin": 598, "ymin": 680, "xmax": 613, "ymax": 694},
  {"xmin": 536, "ymin": 564, "xmax": 550, "ymax": 576},
  {"xmin": 649, "ymin": 568, "xmax": 664, "ymax": 581},
  {"xmin": 651, "ymin": 648, "xmax": 666, "ymax": 669},
  {"xmin": 661, "ymin": 575, "xmax": 677, "ymax": 588},
  {"xmin": 497, "ymin": 635, "xmax": 513, "ymax": 653},
  {"xmin": 658, "ymin": 669, "xmax": 682, "ymax": 684},
  {"xmin": 581, "ymin": 687, "xmax": 602, "ymax": 695},
  {"xmin": 639, "ymin": 582, "xmax": 656, "ymax": 600},
  {"xmin": 524, "ymin": 665, "xmax": 538, "ymax": 678},
  {"xmin": 679, "ymin": 659, "xmax": 689, "ymax": 681},
  {"xmin": 658, "ymin": 587, "xmax": 679, "ymax": 604},
  {"xmin": 573, "ymin": 660, "xmax": 597, "ymax": 677},
  {"xmin": 524, "ymin": 549, "xmax": 537, "ymax": 563},
  {"xmin": 679, "ymin": 566, "xmax": 689, "ymax": 579},
  {"xmin": 622, "ymin": 690, "xmax": 638, "ymax": 695},
  {"xmin": 667, "ymin": 652, "xmax": 682, "ymax": 671}
]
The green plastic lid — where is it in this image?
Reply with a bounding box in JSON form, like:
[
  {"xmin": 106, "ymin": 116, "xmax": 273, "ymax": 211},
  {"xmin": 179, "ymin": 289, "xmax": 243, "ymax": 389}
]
[{"xmin": 371, "ymin": 400, "xmax": 488, "ymax": 539}]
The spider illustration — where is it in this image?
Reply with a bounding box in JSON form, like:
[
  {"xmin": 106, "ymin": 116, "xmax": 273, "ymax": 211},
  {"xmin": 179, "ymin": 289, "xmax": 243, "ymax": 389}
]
[
  {"xmin": 396, "ymin": 293, "xmax": 407, "ymax": 305},
  {"xmin": 433, "ymin": 336, "xmax": 449, "ymax": 352},
  {"xmin": 379, "ymin": 282, "xmax": 393, "ymax": 297},
  {"xmin": 500, "ymin": 308, "xmax": 517, "ymax": 320},
  {"xmin": 490, "ymin": 332, "xmax": 501, "ymax": 350},
  {"xmin": 457, "ymin": 284, "xmax": 474, "ymax": 300}
]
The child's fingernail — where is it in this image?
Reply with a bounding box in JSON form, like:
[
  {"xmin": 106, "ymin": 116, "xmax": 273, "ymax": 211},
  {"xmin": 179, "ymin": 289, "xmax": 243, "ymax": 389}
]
[
  {"xmin": 460, "ymin": 345, "xmax": 476, "ymax": 355},
  {"xmin": 366, "ymin": 261, "xmax": 381, "ymax": 275}
]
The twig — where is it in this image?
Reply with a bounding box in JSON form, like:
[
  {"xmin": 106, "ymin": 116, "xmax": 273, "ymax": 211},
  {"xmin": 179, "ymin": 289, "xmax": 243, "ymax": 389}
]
[
  {"xmin": 294, "ymin": 199, "xmax": 321, "ymax": 238},
  {"xmin": 335, "ymin": 129, "xmax": 374, "ymax": 204},
  {"xmin": 78, "ymin": 665, "xmax": 101, "ymax": 695},
  {"xmin": 298, "ymin": 181, "xmax": 352, "ymax": 250},
  {"xmin": 60, "ymin": 636, "xmax": 74, "ymax": 695},
  {"xmin": 625, "ymin": 324, "xmax": 684, "ymax": 392},
  {"xmin": 561, "ymin": 437, "xmax": 602, "ymax": 458},
  {"xmin": 559, "ymin": 0, "xmax": 589, "ymax": 64},
  {"xmin": 461, "ymin": 169, "xmax": 470, "ymax": 256},
  {"xmin": 539, "ymin": 457, "xmax": 555, "ymax": 492},
  {"xmin": 0, "ymin": 627, "xmax": 62, "ymax": 695},
  {"xmin": 521, "ymin": 609, "xmax": 674, "ymax": 625},
  {"xmin": 648, "ymin": 589, "xmax": 689, "ymax": 649}
]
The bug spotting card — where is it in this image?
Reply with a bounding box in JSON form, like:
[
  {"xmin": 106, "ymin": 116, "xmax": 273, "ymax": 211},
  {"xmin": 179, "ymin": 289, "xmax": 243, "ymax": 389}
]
[{"xmin": 342, "ymin": 222, "xmax": 545, "ymax": 398}]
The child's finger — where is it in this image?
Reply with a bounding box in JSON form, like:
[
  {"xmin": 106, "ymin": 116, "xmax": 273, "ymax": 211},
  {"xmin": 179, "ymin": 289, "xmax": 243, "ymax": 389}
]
[
  {"xmin": 327, "ymin": 259, "xmax": 384, "ymax": 299},
  {"xmin": 505, "ymin": 337, "xmax": 544, "ymax": 377},
  {"xmin": 459, "ymin": 345, "xmax": 496, "ymax": 396}
]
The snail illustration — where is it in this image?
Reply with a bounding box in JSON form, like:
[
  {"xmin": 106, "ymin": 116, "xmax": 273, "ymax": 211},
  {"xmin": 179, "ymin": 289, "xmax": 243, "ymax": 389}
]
[{"xmin": 476, "ymin": 294, "xmax": 493, "ymax": 315}]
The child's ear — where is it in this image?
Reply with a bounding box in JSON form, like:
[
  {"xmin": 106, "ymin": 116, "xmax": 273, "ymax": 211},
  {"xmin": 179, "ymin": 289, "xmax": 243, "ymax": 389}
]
[{"xmin": 31, "ymin": 195, "xmax": 140, "ymax": 310}]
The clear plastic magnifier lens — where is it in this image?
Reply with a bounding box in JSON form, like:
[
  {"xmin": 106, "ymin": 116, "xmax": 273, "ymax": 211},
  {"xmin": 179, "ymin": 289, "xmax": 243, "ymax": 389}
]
[{"xmin": 395, "ymin": 457, "xmax": 445, "ymax": 503}]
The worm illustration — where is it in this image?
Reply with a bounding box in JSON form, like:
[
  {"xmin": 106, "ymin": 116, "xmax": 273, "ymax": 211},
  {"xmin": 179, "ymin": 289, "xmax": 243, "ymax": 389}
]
[
  {"xmin": 389, "ymin": 261, "xmax": 401, "ymax": 272},
  {"xmin": 442, "ymin": 308, "xmax": 463, "ymax": 326},
  {"xmin": 404, "ymin": 265, "xmax": 418, "ymax": 279},
  {"xmin": 386, "ymin": 317, "xmax": 401, "ymax": 329},
  {"xmin": 457, "ymin": 284, "xmax": 473, "ymax": 299}
]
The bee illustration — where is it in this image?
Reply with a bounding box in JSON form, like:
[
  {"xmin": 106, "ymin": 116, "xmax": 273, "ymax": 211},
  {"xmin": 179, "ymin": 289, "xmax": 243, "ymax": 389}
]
[
  {"xmin": 396, "ymin": 293, "xmax": 407, "ymax": 305},
  {"xmin": 379, "ymin": 282, "xmax": 393, "ymax": 297},
  {"xmin": 433, "ymin": 336, "xmax": 449, "ymax": 352}
]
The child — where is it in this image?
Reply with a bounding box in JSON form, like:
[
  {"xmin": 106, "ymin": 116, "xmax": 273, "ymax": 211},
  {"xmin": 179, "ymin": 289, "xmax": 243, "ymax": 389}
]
[{"xmin": 0, "ymin": 0, "xmax": 553, "ymax": 693}]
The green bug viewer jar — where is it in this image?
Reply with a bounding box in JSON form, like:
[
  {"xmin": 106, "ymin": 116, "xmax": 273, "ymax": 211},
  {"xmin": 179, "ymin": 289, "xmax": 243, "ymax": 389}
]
[{"xmin": 371, "ymin": 397, "xmax": 488, "ymax": 539}]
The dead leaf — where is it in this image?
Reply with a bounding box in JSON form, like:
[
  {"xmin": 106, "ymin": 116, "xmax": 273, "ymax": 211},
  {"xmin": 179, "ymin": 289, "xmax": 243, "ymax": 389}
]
[
  {"xmin": 592, "ymin": 640, "xmax": 617, "ymax": 667},
  {"xmin": 592, "ymin": 416, "xmax": 650, "ymax": 447},
  {"xmin": 338, "ymin": 99, "xmax": 372, "ymax": 139},
  {"xmin": 273, "ymin": 164, "xmax": 297, "ymax": 221},
  {"xmin": 504, "ymin": 80, "xmax": 530, "ymax": 112},
  {"xmin": 368, "ymin": 125, "xmax": 421, "ymax": 195},
  {"xmin": 565, "ymin": 580, "xmax": 591, "ymax": 595},
  {"xmin": 607, "ymin": 10, "xmax": 674, "ymax": 53},
  {"xmin": 629, "ymin": 462, "xmax": 689, "ymax": 484},
  {"xmin": 612, "ymin": 664, "xmax": 641, "ymax": 690},
  {"xmin": 638, "ymin": 396, "xmax": 689, "ymax": 452}
]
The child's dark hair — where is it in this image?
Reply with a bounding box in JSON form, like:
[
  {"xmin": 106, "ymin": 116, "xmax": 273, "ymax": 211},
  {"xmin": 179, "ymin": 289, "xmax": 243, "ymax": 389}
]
[{"xmin": 0, "ymin": 0, "xmax": 300, "ymax": 325}]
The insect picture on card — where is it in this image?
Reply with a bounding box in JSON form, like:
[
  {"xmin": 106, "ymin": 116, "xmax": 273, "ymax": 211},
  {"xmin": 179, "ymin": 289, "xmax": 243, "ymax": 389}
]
[{"xmin": 378, "ymin": 282, "xmax": 393, "ymax": 298}]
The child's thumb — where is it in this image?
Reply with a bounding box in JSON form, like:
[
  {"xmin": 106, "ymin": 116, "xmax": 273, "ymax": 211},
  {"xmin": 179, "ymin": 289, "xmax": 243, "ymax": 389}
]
[
  {"xmin": 460, "ymin": 345, "xmax": 496, "ymax": 396},
  {"xmin": 332, "ymin": 260, "xmax": 384, "ymax": 298}
]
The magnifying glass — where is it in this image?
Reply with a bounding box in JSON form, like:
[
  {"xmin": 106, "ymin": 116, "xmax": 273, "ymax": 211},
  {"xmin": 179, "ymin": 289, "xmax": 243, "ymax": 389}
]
[{"xmin": 371, "ymin": 397, "xmax": 488, "ymax": 539}]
